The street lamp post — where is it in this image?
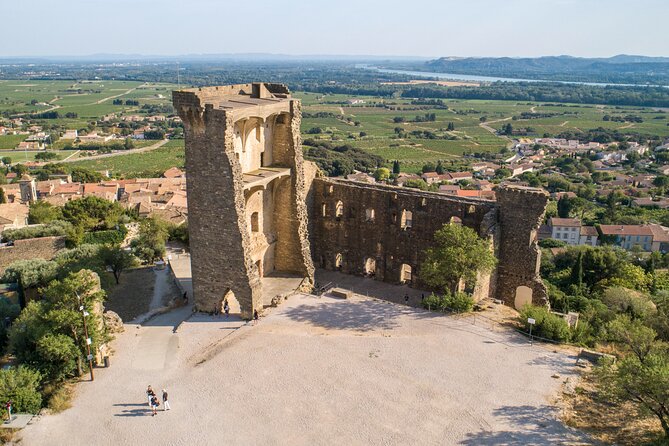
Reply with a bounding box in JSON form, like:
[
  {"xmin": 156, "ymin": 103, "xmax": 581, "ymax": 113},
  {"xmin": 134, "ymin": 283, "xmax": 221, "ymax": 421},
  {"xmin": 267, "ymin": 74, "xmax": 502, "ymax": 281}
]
[{"xmin": 75, "ymin": 292, "xmax": 94, "ymax": 381}]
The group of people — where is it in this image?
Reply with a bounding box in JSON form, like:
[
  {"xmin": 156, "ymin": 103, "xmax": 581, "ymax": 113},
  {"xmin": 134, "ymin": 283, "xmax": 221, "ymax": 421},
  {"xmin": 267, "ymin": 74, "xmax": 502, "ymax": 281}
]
[{"xmin": 146, "ymin": 385, "xmax": 170, "ymax": 416}]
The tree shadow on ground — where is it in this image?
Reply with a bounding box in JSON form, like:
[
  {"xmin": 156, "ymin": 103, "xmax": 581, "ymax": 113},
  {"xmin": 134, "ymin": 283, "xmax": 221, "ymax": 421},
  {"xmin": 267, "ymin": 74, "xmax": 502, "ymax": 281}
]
[
  {"xmin": 460, "ymin": 404, "xmax": 593, "ymax": 445},
  {"xmin": 282, "ymin": 299, "xmax": 405, "ymax": 331}
]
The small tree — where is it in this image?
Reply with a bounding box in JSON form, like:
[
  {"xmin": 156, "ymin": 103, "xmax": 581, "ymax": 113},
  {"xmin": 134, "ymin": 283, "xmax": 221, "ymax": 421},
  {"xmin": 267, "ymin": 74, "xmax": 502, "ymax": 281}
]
[
  {"xmin": 99, "ymin": 246, "xmax": 136, "ymax": 284},
  {"xmin": 0, "ymin": 187, "xmax": 5, "ymax": 204},
  {"xmin": 557, "ymin": 195, "xmax": 572, "ymax": 218},
  {"xmin": 596, "ymin": 317, "xmax": 669, "ymax": 440},
  {"xmin": 373, "ymin": 168, "xmax": 390, "ymax": 182},
  {"xmin": 0, "ymin": 366, "xmax": 42, "ymax": 414},
  {"xmin": 392, "ymin": 160, "xmax": 401, "ymax": 175},
  {"xmin": 28, "ymin": 200, "xmax": 62, "ymax": 224},
  {"xmin": 421, "ymin": 223, "xmax": 497, "ymax": 293}
]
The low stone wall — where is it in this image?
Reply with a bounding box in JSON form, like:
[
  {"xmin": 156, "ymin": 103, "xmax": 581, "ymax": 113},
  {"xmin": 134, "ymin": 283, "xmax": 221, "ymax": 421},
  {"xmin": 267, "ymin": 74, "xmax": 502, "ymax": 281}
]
[{"xmin": 0, "ymin": 236, "xmax": 66, "ymax": 274}]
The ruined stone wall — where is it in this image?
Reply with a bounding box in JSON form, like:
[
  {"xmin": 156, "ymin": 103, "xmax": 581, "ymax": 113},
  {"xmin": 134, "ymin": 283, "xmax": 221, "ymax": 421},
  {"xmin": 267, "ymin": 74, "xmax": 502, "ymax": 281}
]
[
  {"xmin": 495, "ymin": 186, "xmax": 549, "ymax": 307},
  {"xmin": 176, "ymin": 101, "xmax": 261, "ymax": 318},
  {"xmin": 310, "ymin": 179, "xmax": 497, "ymax": 291},
  {"xmin": 0, "ymin": 236, "xmax": 66, "ymax": 274},
  {"xmin": 310, "ymin": 180, "xmax": 549, "ymax": 305}
]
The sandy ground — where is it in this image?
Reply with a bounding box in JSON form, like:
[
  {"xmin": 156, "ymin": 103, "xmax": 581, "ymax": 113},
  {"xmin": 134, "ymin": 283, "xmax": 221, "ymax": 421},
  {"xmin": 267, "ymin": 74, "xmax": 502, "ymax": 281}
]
[{"xmin": 19, "ymin": 293, "xmax": 590, "ymax": 446}]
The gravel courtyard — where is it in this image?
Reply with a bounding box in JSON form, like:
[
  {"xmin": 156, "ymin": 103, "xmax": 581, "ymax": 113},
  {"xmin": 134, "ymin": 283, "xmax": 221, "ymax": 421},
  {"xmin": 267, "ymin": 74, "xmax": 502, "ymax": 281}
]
[{"xmin": 19, "ymin": 293, "xmax": 589, "ymax": 445}]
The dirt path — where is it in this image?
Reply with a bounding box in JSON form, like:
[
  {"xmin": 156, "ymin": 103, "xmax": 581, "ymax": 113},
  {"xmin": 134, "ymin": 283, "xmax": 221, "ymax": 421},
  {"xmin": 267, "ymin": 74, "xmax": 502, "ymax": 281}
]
[
  {"xmin": 560, "ymin": 121, "xmax": 569, "ymax": 127},
  {"xmin": 93, "ymin": 83, "xmax": 146, "ymax": 105},
  {"xmin": 619, "ymin": 123, "xmax": 635, "ymax": 129}
]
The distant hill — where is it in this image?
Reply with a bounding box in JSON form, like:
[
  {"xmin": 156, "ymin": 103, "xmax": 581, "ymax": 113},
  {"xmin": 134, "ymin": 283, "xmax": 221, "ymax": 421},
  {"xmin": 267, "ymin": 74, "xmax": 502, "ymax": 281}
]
[{"xmin": 421, "ymin": 55, "xmax": 669, "ymax": 85}]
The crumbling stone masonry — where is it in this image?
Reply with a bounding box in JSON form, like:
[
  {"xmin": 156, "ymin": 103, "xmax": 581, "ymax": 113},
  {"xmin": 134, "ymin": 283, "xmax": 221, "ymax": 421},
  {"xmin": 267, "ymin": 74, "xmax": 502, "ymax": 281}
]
[
  {"xmin": 174, "ymin": 83, "xmax": 549, "ymax": 314},
  {"xmin": 310, "ymin": 179, "xmax": 549, "ymax": 305},
  {"xmin": 174, "ymin": 84, "xmax": 314, "ymax": 318}
]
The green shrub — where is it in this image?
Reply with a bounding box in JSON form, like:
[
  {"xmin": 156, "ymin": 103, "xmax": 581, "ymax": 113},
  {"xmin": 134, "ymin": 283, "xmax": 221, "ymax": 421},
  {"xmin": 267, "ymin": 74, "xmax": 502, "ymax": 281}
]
[
  {"xmin": 422, "ymin": 291, "xmax": 475, "ymax": 313},
  {"xmin": 0, "ymin": 366, "xmax": 42, "ymax": 414},
  {"xmin": 1, "ymin": 220, "xmax": 73, "ymax": 242},
  {"xmin": 81, "ymin": 227, "xmax": 127, "ymax": 245},
  {"xmin": 444, "ymin": 292, "xmax": 475, "ymax": 313},
  {"xmin": 519, "ymin": 305, "xmax": 571, "ymax": 342}
]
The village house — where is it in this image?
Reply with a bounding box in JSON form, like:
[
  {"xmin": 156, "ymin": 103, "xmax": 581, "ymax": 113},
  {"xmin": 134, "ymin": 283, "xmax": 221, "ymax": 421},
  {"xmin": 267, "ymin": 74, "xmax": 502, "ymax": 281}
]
[
  {"xmin": 579, "ymin": 226, "xmax": 599, "ymax": 247},
  {"xmin": 633, "ymin": 197, "xmax": 669, "ymax": 209},
  {"xmin": 163, "ymin": 167, "xmax": 186, "ymax": 179},
  {"xmin": 345, "ymin": 172, "xmax": 375, "ymax": 184},
  {"xmin": 78, "ymin": 132, "xmax": 114, "ymax": 143},
  {"xmin": 599, "ymin": 225, "xmax": 654, "ymax": 251},
  {"xmin": 438, "ymin": 184, "xmax": 460, "ymax": 195},
  {"xmin": 61, "ymin": 130, "xmax": 78, "ymax": 140},
  {"xmin": 0, "ymin": 203, "xmax": 29, "ymax": 232},
  {"xmin": 549, "ymin": 217, "xmax": 582, "ymax": 245}
]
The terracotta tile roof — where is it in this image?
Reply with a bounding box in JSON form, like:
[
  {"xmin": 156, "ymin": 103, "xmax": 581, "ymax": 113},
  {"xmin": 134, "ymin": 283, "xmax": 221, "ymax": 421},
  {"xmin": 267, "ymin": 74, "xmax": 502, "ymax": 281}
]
[
  {"xmin": 648, "ymin": 224, "xmax": 669, "ymax": 243},
  {"xmin": 550, "ymin": 218, "xmax": 581, "ymax": 227},
  {"xmin": 599, "ymin": 225, "xmax": 653, "ymax": 236},
  {"xmin": 580, "ymin": 226, "xmax": 598, "ymax": 236}
]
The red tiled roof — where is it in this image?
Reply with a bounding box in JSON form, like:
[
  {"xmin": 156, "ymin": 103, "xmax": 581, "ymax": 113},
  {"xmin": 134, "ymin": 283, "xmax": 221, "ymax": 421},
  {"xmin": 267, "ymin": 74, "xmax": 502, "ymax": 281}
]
[
  {"xmin": 599, "ymin": 225, "xmax": 653, "ymax": 236},
  {"xmin": 550, "ymin": 217, "xmax": 581, "ymax": 227}
]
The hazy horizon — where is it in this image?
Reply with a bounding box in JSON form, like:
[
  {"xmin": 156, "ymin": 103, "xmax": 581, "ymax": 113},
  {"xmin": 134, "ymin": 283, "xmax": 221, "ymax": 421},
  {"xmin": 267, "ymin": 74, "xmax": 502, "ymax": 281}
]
[{"xmin": 2, "ymin": 0, "xmax": 668, "ymax": 59}]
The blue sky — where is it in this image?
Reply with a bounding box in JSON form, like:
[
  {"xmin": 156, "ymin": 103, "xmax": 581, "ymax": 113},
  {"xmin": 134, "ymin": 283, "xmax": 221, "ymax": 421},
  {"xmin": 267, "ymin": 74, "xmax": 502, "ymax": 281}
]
[{"xmin": 2, "ymin": 0, "xmax": 667, "ymax": 58}]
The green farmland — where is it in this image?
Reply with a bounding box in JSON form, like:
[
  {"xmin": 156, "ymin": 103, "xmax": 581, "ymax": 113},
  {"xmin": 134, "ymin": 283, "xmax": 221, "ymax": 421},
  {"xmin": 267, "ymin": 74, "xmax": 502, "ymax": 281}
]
[
  {"xmin": 295, "ymin": 92, "xmax": 669, "ymax": 172},
  {"xmin": 2, "ymin": 81, "xmax": 669, "ymax": 176}
]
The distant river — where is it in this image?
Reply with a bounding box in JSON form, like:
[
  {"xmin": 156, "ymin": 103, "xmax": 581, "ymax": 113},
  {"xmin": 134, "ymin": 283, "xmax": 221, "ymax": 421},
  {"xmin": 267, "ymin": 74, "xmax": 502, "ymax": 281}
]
[{"xmin": 358, "ymin": 64, "xmax": 669, "ymax": 88}]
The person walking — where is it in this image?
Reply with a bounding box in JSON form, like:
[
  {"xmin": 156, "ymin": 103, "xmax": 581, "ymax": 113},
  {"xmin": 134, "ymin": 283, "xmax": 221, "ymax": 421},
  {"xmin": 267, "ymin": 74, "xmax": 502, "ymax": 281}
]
[
  {"xmin": 162, "ymin": 389, "xmax": 171, "ymax": 411},
  {"xmin": 146, "ymin": 385, "xmax": 155, "ymax": 408},
  {"xmin": 150, "ymin": 395, "xmax": 159, "ymax": 416},
  {"xmin": 182, "ymin": 291, "xmax": 188, "ymax": 304},
  {"xmin": 253, "ymin": 309, "xmax": 259, "ymax": 325},
  {"xmin": 223, "ymin": 300, "xmax": 230, "ymax": 318}
]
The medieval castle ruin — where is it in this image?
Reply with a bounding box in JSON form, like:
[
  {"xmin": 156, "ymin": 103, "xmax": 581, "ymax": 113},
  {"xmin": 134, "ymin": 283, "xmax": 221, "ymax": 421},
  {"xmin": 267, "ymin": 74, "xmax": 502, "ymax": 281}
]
[{"xmin": 173, "ymin": 83, "xmax": 549, "ymax": 319}]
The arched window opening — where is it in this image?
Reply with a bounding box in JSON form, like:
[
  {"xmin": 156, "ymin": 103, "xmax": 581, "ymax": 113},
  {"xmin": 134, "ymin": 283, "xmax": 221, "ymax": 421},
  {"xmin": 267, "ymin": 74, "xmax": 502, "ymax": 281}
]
[
  {"xmin": 251, "ymin": 212, "xmax": 259, "ymax": 232},
  {"xmin": 401, "ymin": 210, "xmax": 413, "ymax": 229},
  {"xmin": 365, "ymin": 208, "xmax": 375, "ymax": 221},
  {"xmin": 335, "ymin": 201, "xmax": 344, "ymax": 218},
  {"xmin": 335, "ymin": 253, "xmax": 343, "ymax": 270},
  {"xmin": 450, "ymin": 216, "xmax": 462, "ymax": 225},
  {"xmin": 400, "ymin": 264, "xmax": 412, "ymax": 284},
  {"xmin": 364, "ymin": 257, "xmax": 376, "ymax": 277},
  {"xmin": 321, "ymin": 203, "xmax": 327, "ymax": 217}
]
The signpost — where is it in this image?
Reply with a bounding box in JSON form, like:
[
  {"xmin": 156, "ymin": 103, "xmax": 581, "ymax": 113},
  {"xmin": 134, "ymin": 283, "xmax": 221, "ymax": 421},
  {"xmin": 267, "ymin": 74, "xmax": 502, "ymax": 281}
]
[{"xmin": 527, "ymin": 317, "xmax": 536, "ymax": 344}]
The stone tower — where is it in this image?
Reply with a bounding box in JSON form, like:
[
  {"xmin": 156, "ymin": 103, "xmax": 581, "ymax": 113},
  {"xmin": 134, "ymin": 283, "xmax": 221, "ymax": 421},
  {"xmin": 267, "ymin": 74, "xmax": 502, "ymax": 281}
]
[
  {"xmin": 173, "ymin": 83, "xmax": 314, "ymax": 319},
  {"xmin": 19, "ymin": 174, "xmax": 37, "ymax": 203}
]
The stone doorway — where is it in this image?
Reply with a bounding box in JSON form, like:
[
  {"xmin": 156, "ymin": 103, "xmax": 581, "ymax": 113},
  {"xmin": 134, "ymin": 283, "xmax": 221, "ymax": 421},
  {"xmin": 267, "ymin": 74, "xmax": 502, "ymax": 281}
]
[
  {"xmin": 514, "ymin": 286, "xmax": 533, "ymax": 310},
  {"xmin": 364, "ymin": 257, "xmax": 376, "ymax": 277}
]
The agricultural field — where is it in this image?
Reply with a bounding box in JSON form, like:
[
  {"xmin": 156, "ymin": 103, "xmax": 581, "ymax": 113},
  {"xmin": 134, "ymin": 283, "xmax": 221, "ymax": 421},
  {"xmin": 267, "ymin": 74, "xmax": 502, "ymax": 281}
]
[
  {"xmin": 66, "ymin": 139, "xmax": 185, "ymax": 178},
  {"xmin": 2, "ymin": 81, "xmax": 669, "ymax": 176},
  {"xmin": 0, "ymin": 133, "xmax": 27, "ymax": 149},
  {"xmin": 295, "ymin": 92, "xmax": 669, "ymax": 172},
  {"xmin": 0, "ymin": 80, "xmax": 177, "ymax": 125}
]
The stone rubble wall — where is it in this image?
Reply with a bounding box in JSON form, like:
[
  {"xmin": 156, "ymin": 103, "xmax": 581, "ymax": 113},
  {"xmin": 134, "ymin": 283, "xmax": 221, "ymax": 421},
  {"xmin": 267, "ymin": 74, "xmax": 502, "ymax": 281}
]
[
  {"xmin": 495, "ymin": 186, "xmax": 549, "ymax": 306},
  {"xmin": 0, "ymin": 236, "xmax": 66, "ymax": 275},
  {"xmin": 310, "ymin": 178, "xmax": 497, "ymax": 291}
]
